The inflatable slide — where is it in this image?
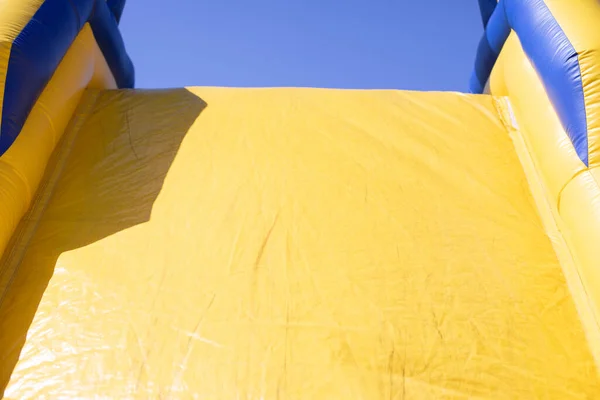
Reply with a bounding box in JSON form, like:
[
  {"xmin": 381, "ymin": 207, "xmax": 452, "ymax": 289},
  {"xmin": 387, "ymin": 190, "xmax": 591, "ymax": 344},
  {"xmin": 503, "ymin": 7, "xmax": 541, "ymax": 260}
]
[{"xmin": 1, "ymin": 0, "xmax": 600, "ymax": 398}]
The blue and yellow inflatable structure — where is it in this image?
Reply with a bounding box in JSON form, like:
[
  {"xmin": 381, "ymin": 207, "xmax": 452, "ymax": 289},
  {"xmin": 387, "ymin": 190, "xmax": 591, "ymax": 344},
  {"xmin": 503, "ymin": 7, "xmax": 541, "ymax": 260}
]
[
  {"xmin": 2, "ymin": 0, "xmax": 600, "ymax": 398},
  {"xmin": 473, "ymin": 0, "xmax": 600, "ymax": 365}
]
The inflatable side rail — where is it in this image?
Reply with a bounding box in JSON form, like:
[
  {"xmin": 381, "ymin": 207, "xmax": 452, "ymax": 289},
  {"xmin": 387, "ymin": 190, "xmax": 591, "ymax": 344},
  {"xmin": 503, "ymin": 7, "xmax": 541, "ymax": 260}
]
[
  {"xmin": 0, "ymin": 0, "xmax": 134, "ymax": 156},
  {"xmin": 472, "ymin": 0, "xmax": 600, "ymax": 343},
  {"xmin": 0, "ymin": 0, "xmax": 133, "ymax": 261},
  {"xmin": 470, "ymin": 0, "xmax": 588, "ymax": 166}
]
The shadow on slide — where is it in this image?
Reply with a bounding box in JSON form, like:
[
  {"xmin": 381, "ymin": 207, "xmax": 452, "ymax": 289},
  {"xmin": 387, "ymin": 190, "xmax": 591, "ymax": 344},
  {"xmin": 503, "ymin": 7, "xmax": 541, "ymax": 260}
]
[{"xmin": 0, "ymin": 88, "xmax": 207, "ymax": 394}]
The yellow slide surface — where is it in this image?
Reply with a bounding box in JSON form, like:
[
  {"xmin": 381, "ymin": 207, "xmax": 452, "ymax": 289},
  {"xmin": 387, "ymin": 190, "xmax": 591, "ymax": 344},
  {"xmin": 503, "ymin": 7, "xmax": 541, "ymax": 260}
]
[{"xmin": 1, "ymin": 87, "xmax": 598, "ymax": 398}]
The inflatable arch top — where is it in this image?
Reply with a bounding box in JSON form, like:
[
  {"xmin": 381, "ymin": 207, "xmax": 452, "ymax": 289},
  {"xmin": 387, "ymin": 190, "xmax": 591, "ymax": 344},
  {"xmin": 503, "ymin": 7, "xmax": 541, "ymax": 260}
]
[{"xmin": 1, "ymin": 0, "xmax": 600, "ymax": 397}]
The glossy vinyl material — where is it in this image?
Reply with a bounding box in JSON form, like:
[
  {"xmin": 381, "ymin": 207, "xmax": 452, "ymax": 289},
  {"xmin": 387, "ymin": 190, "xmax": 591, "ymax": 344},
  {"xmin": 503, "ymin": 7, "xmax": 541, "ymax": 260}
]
[
  {"xmin": 480, "ymin": 0, "xmax": 600, "ymax": 168},
  {"xmin": 478, "ymin": 0, "xmax": 497, "ymax": 27},
  {"xmin": 0, "ymin": 0, "xmax": 132, "ymax": 156},
  {"xmin": 488, "ymin": 32, "xmax": 584, "ymax": 203},
  {"xmin": 3, "ymin": 0, "xmax": 600, "ymax": 398},
  {"xmin": 472, "ymin": 0, "xmax": 588, "ymax": 165},
  {"xmin": 541, "ymin": 0, "xmax": 600, "ymax": 168},
  {"xmin": 487, "ymin": 0, "xmax": 600, "ymax": 357},
  {"xmin": 1, "ymin": 88, "xmax": 599, "ymax": 398},
  {"xmin": 0, "ymin": 24, "xmax": 115, "ymax": 273}
]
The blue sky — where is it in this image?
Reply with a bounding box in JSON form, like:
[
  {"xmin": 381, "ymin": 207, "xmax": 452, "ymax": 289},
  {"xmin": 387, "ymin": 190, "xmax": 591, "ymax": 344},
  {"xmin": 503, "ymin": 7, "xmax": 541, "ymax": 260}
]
[{"xmin": 119, "ymin": 1, "xmax": 483, "ymax": 92}]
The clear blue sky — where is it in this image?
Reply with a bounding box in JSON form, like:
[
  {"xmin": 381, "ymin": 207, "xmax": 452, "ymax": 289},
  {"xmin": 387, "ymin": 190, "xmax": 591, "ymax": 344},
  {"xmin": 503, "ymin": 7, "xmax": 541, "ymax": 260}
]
[{"xmin": 119, "ymin": 1, "xmax": 483, "ymax": 92}]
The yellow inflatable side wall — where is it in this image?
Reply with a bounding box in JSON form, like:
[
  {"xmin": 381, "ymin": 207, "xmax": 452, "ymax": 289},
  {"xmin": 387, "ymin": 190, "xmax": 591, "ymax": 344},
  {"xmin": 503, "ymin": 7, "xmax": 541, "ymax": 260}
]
[
  {"xmin": 0, "ymin": 2, "xmax": 116, "ymax": 260},
  {"xmin": 0, "ymin": 0, "xmax": 132, "ymax": 263},
  {"xmin": 487, "ymin": 0, "xmax": 600, "ymax": 339}
]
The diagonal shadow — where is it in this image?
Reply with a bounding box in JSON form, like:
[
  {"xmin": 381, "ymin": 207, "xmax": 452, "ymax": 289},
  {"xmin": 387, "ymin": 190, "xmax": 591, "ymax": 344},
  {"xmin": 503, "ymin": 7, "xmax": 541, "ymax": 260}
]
[{"xmin": 0, "ymin": 87, "xmax": 207, "ymax": 395}]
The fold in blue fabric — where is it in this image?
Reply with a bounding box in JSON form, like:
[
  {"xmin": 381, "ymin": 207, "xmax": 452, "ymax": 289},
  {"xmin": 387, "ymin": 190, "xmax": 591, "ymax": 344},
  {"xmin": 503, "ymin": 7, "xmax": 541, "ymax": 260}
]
[
  {"xmin": 107, "ymin": 0, "xmax": 126, "ymax": 24},
  {"xmin": 478, "ymin": 0, "xmax": 498, "ymax": 28}
]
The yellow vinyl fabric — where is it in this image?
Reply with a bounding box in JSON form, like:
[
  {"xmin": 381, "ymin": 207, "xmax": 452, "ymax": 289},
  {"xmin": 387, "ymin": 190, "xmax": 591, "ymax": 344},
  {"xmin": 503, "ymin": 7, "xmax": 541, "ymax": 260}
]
[
  {"xmin": 2, "ymin": 1, "xmax": 600, "ymax": 398},
  {"xmin": 0, "ymin": 22, "xmax": 116, "ymax": 261},
  {"xmin": 487, "ymin": 32, "xmax": 584, "ymax": 202},
  {"xmin": 0, "ymin": 0, "xmax": 55, "ymax": 258},
  {"xmin": 1, "ymin": 87, "xmax": 599, "ymax": 398},
  {"xmin": 487, "ymin": 0, "xmax": 600, "ymax": 353}
]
